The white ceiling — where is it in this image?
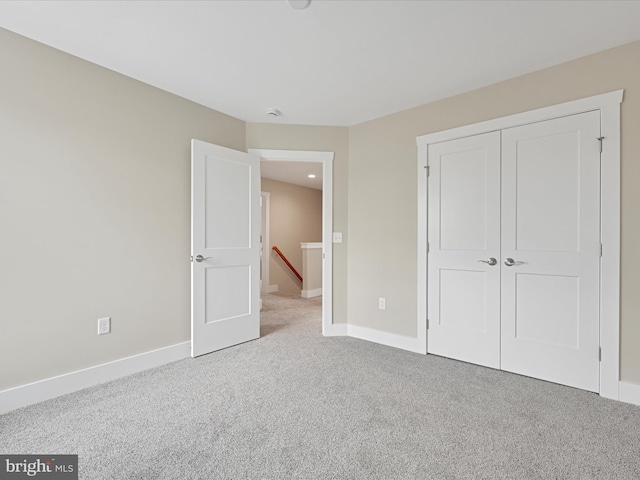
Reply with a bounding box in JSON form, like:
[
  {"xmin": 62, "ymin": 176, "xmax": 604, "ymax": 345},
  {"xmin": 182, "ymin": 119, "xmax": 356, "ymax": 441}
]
[
  {"xmin": 0, "ymin": 1, "xmax": 639, "ymax": 126},
  {"xmin": 261, "ymin": 160, "xmax": 323, "ymax": 190}
]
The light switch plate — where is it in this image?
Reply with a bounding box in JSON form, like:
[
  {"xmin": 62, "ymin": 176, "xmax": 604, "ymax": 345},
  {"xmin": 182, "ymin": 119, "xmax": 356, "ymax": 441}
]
[{"xmin": 332, "ymin": 232, "xmax": 343, "ymax": 243}]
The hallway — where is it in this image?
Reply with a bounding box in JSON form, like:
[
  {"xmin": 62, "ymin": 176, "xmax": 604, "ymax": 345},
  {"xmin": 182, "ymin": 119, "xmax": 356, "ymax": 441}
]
[{"xmin": 260, "ymin": 292, "xmax": 322, "ymax": 338}]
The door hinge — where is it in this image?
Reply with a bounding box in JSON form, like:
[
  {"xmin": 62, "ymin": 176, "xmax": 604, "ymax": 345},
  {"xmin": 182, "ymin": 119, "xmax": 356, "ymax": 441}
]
[
  {"xmin": 600, "ymin": 243, "xmax": 603, "ymax": 257},
  {"xmin": 426, "ymin": 318, "xmax": 429, "ymax": 330},
  {"xmin": 425, "ymin": 165, "xmax": 430, "ymax": 177},
  {"xmin": 599, "ymin": 346, "xmax": 602, "ymax": 362},
  {"xmin": 597, "ymin": 136, "xmax": 605, "ymax": 153},
  {"xmin": 427, "ymin": 242, "xmax": 430, "ymax": 253}
]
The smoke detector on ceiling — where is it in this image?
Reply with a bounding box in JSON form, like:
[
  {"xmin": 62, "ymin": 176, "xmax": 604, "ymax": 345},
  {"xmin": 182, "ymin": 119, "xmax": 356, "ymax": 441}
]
[
  {"xmin": 266, "ymin": 109, "xmax": 281, "ymax": 118},
  {"xmin": 287, "ymin": 0, "xmax": 311, "ymax": 10}
]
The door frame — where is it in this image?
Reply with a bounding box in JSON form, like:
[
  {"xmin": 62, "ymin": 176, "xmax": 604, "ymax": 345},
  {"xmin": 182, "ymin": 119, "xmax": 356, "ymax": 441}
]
[
  {"xmin": 248, "ymin": 148, "xmax": 334, "ymax": 336},
  {"xmin": 416, "ymin": 90, "xmax": 623, "ymax": 400}
]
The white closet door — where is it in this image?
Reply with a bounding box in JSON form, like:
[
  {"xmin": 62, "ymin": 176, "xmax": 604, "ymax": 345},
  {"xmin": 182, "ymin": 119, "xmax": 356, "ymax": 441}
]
[
  {"xmin": 427, "ymin": 131, "xmax": 501, "ymax": 369},
  {"xmin": 500, "ymin": 111, "xmax": 601, "ymax": 392}
]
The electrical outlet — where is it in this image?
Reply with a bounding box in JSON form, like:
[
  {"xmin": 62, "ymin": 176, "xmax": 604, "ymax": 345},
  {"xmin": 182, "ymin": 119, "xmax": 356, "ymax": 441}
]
[
  {"xmin": 98, "ymin": 317, "xmax": 111, "ymax": 335},
  {"xmin": 378, "ymin": 297, "xmax": 386, "ymax": 310}
]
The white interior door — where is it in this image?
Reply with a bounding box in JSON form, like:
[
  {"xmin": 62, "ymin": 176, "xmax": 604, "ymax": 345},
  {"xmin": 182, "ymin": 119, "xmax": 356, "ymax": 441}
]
[
  {"xmin": 500, "ymin": 111, "xmax": 601, "ymax": 391},
  {"xmin": 427, "ymin": 131, "xmax": 501, "ymax": 369},
  {"xmin": 191, "ymin": 140, "xmax": 260, "ymax": 358}
]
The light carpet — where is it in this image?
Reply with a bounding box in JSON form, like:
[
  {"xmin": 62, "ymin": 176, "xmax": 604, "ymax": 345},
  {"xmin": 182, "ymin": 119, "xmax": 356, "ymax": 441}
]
[{"xmin": 1, "ymin": 293, "xmax": 639, "ymax": 479}]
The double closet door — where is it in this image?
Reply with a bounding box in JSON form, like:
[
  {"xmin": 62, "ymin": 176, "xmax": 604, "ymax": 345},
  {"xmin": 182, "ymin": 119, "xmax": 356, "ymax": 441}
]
[{"xmin": 427, "ymin": 111, "xmax": 601, "ymax": 392}]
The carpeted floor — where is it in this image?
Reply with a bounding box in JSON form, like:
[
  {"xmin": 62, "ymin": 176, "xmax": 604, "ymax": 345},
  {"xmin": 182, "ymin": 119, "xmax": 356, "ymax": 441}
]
[{"xmin": 1, "ymin": 293, "xmax": 640, "ymax": 479}]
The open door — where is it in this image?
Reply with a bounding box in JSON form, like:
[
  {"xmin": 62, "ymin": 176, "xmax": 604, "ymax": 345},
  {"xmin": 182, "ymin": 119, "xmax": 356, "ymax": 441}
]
[{"xmin": 191, "ymin": 139, "xmax": 260, "ymax": 357}]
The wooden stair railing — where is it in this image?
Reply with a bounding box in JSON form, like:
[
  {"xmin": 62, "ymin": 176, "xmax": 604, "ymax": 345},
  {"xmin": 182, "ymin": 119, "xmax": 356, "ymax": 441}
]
[{"xmin": 272, "ymin": 246, "xmax": 303, "ymax": 283}]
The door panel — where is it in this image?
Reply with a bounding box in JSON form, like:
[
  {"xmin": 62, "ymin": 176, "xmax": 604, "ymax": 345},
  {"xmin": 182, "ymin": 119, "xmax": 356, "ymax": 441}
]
[
  {"xmin": 439, "ymin": 147, "xmax": 490, "ymax": 251},
  {"xmin": 514, "ymin": 273, "xmax": 579, "ymax": 348},
  {"xmin": 427, "ymin": 131, "xmax": 501, "ymax": 369},
  {"xmin": 514, "ymin": 131, "xmax": 580, "ymax": 252},
  {"xmin": 500, "ymin": 111, "xmax": 601, "ymax": 392},
  {"xmin": 205, "ymin": 265, "xmax": 251, "ymax": 323},
  {"xmin": 192, "ymin": 140, "xmax": 260, "ymax": 357},
  {"xmin": 204, "ymin": 157, "xmax": 251, "ymax": 249},
  {"xmin": 439, "ymin": 269, "xmax": 487, "ymax": 332}
]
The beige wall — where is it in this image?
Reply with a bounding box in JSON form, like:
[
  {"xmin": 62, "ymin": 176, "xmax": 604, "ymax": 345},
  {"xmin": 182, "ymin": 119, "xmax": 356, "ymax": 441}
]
[
  {"xmin": 347, "ymin": 40, "xmax": 640, "ymax": 383},
  {"xmin": 302, "ymin": 247, "xmax": 323, "ymax": 293},
  {"xmin": 0, "ymin": 28, "xmax": 245, "ymax": 390},
  {"xmin": 261, "ymin": 178, "xmax": 322, "ymax": 295},
  {"xmin": 247, "ymin": 124, "xmax": 349, "ymax": 323}
]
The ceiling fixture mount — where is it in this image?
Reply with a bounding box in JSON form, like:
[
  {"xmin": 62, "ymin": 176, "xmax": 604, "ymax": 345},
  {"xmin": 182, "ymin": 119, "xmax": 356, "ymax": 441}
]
[
  {"xmin": 287, "ymin": 0, "xmax": 311, "ymax": 10},
  {"xmin": 266, "ymin": 108, "xmax": 281, "ymax": 118}
]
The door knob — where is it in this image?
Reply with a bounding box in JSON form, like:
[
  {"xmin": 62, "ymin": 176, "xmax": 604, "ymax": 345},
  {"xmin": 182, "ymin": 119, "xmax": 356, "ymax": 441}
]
[
  {"xmin": 477, "ymin": 257, "xmax": 497, "ymax": 266},
  {"xmin": 504, "ymin": 258, "xmax": 524, "ymax": 266},
  {"xmin": 195, "ymin": 255, "xmax": 211, "ymax": 263}
]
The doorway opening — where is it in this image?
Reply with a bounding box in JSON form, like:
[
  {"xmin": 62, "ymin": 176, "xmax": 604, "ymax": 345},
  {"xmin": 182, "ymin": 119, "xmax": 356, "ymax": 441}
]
[{"xmin": 248, "ymin": 149, "xmax": 334, "ymax": 336}]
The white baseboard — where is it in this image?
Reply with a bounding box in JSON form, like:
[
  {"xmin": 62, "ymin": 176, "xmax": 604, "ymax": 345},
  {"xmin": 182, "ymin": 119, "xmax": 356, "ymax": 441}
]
[
  {"xmin": 619, "ymin": 381, "xmax": 640, "ymax": 406},
  {"xmin": 347, "ymin": 324, "xmax": 425, "ymax": 354},
  {"xmin": 301, "ymin": 288, "xmax": 322, "ymax": 298},
  {"xmin": 264, "ymin": 285, "xmax": 278, "ymax": 293},
  {"xmin": 323, "ymin": 323, "xmax": 348, "ymax": 336},
  {"xmin": 0, "ymin": 341, "xmax": 190, "ymax": 415}
]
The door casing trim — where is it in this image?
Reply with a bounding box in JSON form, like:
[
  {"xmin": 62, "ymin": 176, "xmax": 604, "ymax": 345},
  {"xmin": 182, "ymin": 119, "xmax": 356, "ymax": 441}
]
[
  {"xmin": 416, "ymin": 90, "xmax": 623, "ymax": 400},
  {"xmin": 260, "ymin": 191, "xmax": 272, "ymax": 293}
]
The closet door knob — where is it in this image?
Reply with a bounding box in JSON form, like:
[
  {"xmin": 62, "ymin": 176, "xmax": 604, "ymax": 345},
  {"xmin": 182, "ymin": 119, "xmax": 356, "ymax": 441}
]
[
  {"xmin": 504, "ymin": 258, "xmax": 524, "ymax": 266},
  {"xmin": 478, "ymin": 258, "xmax": 497, "ymax": 266}
]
